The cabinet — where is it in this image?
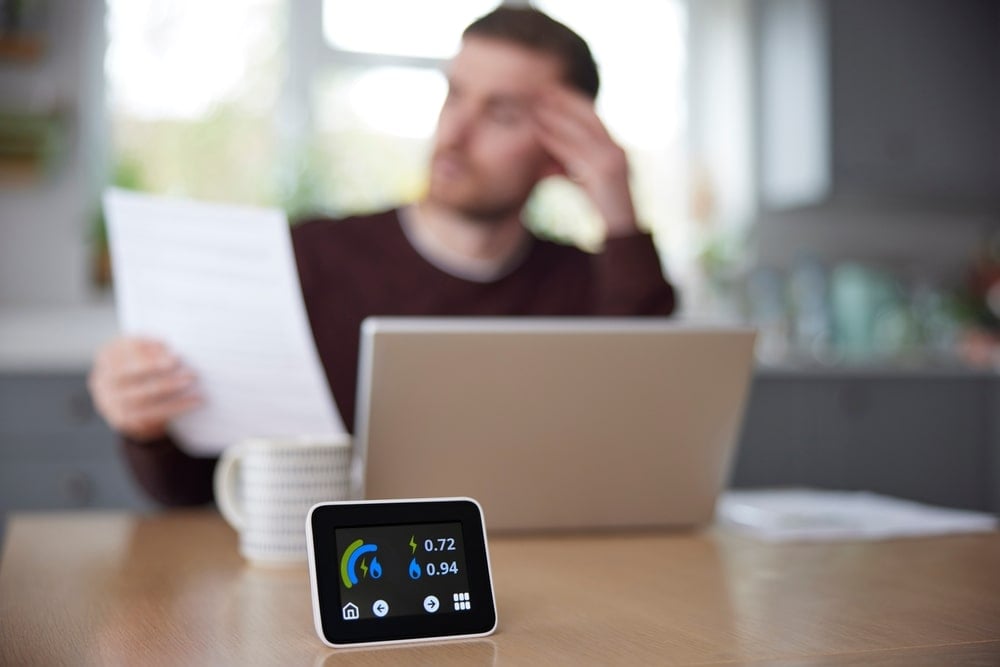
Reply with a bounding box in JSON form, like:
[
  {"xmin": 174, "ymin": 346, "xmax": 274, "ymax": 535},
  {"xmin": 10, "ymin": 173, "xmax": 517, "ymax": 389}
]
[
  {"xmin": 732, "ymin": 370, "xmax": 997, "ymax": 512},
  {"xmin": 0, "ymin": 372, "xmax": 151, "ymax": 544},
  {"xmin": 755, "ymin": 0, "xmax": 1000, "ymax": 209},
  {"xmin": 829, "ymin": 0, "xmax": 1000, "ymax": 204}
]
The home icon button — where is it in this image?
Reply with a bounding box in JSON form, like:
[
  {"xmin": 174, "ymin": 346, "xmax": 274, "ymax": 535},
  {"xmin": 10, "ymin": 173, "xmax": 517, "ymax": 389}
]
[{"xmin": 342, "ymin": 602, "xmax": 360, "ymax": 620}]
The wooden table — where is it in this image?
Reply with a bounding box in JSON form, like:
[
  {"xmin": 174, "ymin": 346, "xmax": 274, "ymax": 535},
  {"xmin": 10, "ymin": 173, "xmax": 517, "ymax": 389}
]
[{"xmin": 1, "ymin": 511, "xmax": 998, "ymax": 665}]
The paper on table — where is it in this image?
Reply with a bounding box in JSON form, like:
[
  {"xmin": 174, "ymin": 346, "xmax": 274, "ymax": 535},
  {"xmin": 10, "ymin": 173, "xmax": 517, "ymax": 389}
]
[
  {"xmin": 716, "ymin": 488, "xmax": 997, "ymax": 542},
  {"xmin": 104, "ymin": 189, "xmax": 345, "ymax": 455}
]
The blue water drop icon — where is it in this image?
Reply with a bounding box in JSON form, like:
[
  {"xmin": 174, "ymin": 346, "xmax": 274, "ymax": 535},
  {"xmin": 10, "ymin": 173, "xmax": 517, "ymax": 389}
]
[
  {"xmin": 409, "ymin": 557, "xmax": 422, "ymax": 580},
  {"xmin": 370, "ymin": 557, "xmax": 382, "ymax": 579}
]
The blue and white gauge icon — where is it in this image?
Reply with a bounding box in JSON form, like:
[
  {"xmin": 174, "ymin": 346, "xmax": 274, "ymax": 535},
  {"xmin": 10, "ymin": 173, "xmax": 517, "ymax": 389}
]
[{"xmin": 340, "ymin": 539, "xmax": 382, "ymax": 589}]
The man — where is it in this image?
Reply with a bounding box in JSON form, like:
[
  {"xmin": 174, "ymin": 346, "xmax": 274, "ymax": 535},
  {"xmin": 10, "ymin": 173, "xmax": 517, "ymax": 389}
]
[{"xmin": 88, "ymin": 7, "xmax": 677, "ymax": 505}]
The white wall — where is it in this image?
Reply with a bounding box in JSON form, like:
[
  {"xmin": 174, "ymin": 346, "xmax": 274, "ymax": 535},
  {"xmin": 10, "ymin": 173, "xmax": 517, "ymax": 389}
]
[
  {"xmin": 0, "ymin": 0, "xmax": 107, "ymax": 307},
  {"xmin": 750, "ymin": 0, "xmax": 999, "ymax": 278},
  {"xmin": 685, "ymin": 0, "xmax": 757, "ymax": 231},
  {"xmin": 755, "ymin": 0, "xmax": 830, "ymax": 209}
]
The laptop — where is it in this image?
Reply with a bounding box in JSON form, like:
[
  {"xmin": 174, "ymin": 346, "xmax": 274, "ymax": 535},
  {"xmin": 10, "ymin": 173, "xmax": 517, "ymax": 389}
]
[{"xmin": 354, "ymin": 318, "xmax": 757, "ymax": 532}]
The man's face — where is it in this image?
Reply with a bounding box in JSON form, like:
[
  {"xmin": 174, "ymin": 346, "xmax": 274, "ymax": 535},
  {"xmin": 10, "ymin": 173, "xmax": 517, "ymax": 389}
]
[{"xmin": 427, "ymin": 37, "xmax": 563, "ymax": 221}]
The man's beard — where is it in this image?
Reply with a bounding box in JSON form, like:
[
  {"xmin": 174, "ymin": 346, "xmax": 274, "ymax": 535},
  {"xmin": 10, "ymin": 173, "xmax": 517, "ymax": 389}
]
[
  {"xmin": 443, "ymin": 197, "xmax": 525, "ymax": 225},
  {"xmin": 428, "ymin": 153, "xmax": 530, "ymax": 224}
]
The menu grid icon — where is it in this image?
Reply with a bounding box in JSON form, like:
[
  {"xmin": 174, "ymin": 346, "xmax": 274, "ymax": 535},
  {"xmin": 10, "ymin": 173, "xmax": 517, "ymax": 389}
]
[{"xmin": 453, "ymin": 592, "xmax": 471, "ymax": 611}]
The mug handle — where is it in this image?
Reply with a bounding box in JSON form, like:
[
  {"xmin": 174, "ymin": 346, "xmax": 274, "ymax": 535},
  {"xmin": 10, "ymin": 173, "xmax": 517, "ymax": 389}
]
[{"xmin": 214, "ymin": 443, "xmax": 247, "ymax": 530}]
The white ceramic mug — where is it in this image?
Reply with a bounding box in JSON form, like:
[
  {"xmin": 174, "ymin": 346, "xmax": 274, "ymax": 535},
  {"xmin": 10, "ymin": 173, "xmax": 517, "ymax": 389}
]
[{"xmin": 214, "ymin": 434, "xmax": 352, "ymax": 566}]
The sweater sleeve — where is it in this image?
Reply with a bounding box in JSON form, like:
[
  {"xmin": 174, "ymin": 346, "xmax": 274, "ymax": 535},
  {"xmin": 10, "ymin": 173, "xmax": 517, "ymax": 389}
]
[
  {"xmin": 591, "ymin": 232, "xmax": 677, "ymax": 315},
  {"xmin": 120, "ymin": 435, "xmax": 217, "ymax": 507}
]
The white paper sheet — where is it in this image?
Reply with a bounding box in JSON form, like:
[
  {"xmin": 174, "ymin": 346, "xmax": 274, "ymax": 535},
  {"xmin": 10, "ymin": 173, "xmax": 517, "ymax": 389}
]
[
  {"xmin": 717, "ymin": 488, "xmax": 997, "ymax": 542},
  {"xmin": 104, "ymin": 189, "xmax": 345, "ymax": 455}
]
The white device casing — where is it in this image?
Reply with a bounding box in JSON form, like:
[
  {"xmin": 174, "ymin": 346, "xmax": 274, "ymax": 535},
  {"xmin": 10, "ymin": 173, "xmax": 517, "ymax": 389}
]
[{"xmin": 305, "ymin": 496, "xmax": 498, "ymax": 649}]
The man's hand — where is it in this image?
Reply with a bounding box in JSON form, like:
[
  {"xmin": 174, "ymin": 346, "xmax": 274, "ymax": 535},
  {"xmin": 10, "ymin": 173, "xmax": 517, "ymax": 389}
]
[
  {"xmin": 533, "ymin": 87, "xmax": 639, "ymax": 238},
  {"xmin": 88, "ymin": 337, "xmax": 202, "ymax": 442}
]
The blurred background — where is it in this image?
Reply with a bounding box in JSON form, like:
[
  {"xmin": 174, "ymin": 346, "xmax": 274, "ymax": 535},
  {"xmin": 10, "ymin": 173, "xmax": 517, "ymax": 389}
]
[{"xmin": 1, "ymin": 1, "xmax": 998, "ymax": 532}]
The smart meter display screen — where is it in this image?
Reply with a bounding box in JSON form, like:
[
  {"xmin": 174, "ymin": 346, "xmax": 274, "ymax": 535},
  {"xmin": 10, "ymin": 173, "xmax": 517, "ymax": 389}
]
[
  {"xmin": 335, "ymin": 522, "xmax": 472, "ymax": 620},
  {"xmin": 308, "ymin": 499, "xmax": 496, "ymax": 647}
]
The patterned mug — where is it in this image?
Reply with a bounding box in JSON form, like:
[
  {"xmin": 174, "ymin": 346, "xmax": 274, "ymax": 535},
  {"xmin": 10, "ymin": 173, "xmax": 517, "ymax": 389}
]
[{"xmin": 214, "ymin": 434, "xmax": 353, "ymax": 566}]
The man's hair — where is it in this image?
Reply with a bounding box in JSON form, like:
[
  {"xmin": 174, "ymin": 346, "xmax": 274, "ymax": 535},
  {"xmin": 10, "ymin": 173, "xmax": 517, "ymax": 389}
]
[{"xmin": 463, "ymin": 6, "xmax": 600, "ymax": 100}]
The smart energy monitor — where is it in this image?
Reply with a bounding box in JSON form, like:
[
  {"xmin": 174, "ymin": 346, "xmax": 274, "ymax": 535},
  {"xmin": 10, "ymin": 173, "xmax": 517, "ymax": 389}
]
[{"xmin": 306, "ymin": 497, "xmax": 498, "ymax": 648}]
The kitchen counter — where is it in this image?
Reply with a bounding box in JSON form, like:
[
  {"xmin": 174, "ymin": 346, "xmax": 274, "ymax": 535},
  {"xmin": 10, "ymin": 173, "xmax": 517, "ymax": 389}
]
[
  {"xmin": 0, "ymin": 303, "xmax": 118, "ymax": 372},
  {"xmin": 2, "ymin": 304, "xmax": 995, "ymax": 378}
]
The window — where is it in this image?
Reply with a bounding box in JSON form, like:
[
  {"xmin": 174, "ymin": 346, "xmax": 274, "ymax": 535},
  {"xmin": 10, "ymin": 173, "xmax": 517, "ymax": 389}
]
[
  {"xmin": 304, "ymin": 0, "xmax": 688, "ymax": 254},
  {"xmin": 322, "ymin": 0, "xmax": 496, "ymax": 59},
  {"xmin": 105, "ymin": 0, "xmax": 286, "ymax": 205},
  {"xmin": 107, "ymin": 0, "xmax": 690, "ymax": 271}
]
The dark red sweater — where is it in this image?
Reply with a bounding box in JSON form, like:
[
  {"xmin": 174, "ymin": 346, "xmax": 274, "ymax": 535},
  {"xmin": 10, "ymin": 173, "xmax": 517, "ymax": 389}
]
[{"xmin": 122, "ymin": 209, "xmax": 677, "ymax": 505}]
